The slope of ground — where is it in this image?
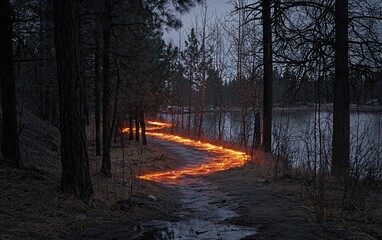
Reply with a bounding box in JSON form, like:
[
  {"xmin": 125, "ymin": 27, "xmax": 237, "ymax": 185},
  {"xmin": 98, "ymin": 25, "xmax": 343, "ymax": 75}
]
[{"xmin": 0, "ymin": 112, "xmax": 182, "ymax": 240}]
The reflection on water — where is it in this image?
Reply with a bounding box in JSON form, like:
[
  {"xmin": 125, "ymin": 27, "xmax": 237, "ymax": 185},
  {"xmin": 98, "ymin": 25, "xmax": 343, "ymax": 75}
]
[
  {"xmin": 158, "ymin": 110, "xmax": 382, "ymax": 166},
  {"xmin": 137, "ymin": 219, "xmax": 256, "ymax": 240},
  {"xmin": 134, "ymin": 176, "xmax": 256, "ymax": 240}
]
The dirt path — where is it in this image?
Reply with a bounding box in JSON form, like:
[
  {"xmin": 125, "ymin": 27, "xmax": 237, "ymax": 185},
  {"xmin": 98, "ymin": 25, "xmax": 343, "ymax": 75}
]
[
  {"xmin": 67, "ymin": 137, "xmax": 348, "ymax": 239},
  {"xmin": 131, "ymin": 137, "xmax": 348, "ymax": 240},
  {"xmin": 130, "ymin": 138, "xmax": 257, "ymax": 239}
]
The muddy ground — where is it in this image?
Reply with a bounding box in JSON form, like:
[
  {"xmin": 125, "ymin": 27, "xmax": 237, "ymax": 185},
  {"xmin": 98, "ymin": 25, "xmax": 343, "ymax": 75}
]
[{"xmin": 67, "ymin": 137, "xmax": 350, "ymax": 240}]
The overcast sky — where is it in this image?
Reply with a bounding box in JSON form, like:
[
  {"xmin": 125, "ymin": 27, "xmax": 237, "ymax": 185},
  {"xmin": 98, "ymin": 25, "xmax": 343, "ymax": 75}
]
[{"xmin": 163, "ymin": 0, "xmax": 233, "ymax": 46}]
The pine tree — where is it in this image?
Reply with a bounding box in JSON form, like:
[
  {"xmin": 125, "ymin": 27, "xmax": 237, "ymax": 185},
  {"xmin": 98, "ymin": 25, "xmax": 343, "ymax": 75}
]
[
  {"xmin": 53, "ymin": 0, "xmax": 93, "ymax": 200},
  {"xmin": 0, "ymin": 0, "xmax": 21, "ymax": 168}
]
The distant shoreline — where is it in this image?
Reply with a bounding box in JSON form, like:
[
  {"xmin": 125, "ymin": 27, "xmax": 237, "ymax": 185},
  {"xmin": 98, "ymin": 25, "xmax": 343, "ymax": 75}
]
[
  {"xmin": 273, "ymin": 105, "xmax": 382, "ymax": 113},
  {"xmin": 159, "ymin": 105, "xmax": 382, "ymax": 114}
]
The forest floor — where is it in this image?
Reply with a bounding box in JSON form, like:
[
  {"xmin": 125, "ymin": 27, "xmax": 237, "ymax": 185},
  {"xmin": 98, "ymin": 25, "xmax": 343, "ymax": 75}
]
[{"xmin": 0, "ymin": 112, "xmax": 381, "ymax": 239}]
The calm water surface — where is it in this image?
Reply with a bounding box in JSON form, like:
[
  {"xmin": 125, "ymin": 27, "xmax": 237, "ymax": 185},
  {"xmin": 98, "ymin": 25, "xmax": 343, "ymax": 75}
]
[{"xmin": 158, "ymin": 109, "xmax": 382, "ymax": 167}]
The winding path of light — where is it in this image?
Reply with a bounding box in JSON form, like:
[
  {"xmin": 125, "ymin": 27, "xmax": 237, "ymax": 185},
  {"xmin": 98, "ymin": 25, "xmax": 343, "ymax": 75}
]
[{"xmin": 123, "ymin": 121, "xmax": 250, "ymax": 183}]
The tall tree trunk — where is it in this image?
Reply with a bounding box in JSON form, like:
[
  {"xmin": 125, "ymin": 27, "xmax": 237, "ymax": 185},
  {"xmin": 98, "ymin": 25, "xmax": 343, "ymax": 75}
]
[
  {"xmin": 198, "ymin": 76, "xmax": 205, "ymax": 140},
  {"xmin": 83, "ymin": 75, "xmax": 90, "ymax": 126},
  {"xmin": 218, "ymin": 109, "xmax": 224, "ymax": 142},
  {"xmin": 128, "ymin": 107, "xmax": 134, "ymax": 140},
  {"xmin": 101, "ymin": 0, "xmax": 111, "ymax": 178},
  {"xmin": 261, "ymin": 0, "xmax": 273, "ymax": 152},
  {"xmin": 241, "ymin": 108, "xmax": 247, "ymax": 147},
  {"xmin": 0, "ymin": 0, "xmax": 21, "ymax": 168},
  {"xmin": 254, "ymin": 111, "xmax": 261, "ymax": 148},
  {"xmin": 38, "ymin": 1, "xmax": 51, "ymax": 123},
  {"xmin": 332, "ymin": 0, "xmax": 349, "ymax": 176},
  {"xmin": 188, "ymin": 69, "xmax": 192, "ymax": 136},
  {"xmin": 140, "ymin": 111, "xmax": 147, "ymax": 145},
  {"xmin": 94, "ymin": 31, "xmax": 101, "ymax": 156},
  {"xmin": 52, "ymin": 0, "xmax": 93, "ymax": 200},
  {"xmin": 193, "ymin": 110, "xmax": 198, "ymax": 136},
  {"xmin": 43, "ymin": 90, "xmax": 50, "ymax": 120},
  {"xmin": 110, "ymin": 60, "xmax": 121, "ymax": 145},
  {"xmin": 217, "ymin": 81, "xmax": 224, "ymax": 142},
  {"xmin": 135, "ymin": 108, "xmax": 140, "ymax": 142},
  {"xmin": 237, "ymin": 3, "xmax": 247, "ymax": 148},
  {"xmin": 197, "ymin": 3, "xmax": 208, "ymax": 140},
  {"xmin": 113, "ymin": 117, "xmax": 119, "ymax": 144},
  {"xmin": 181, "ymin": 106, "xmax": 184, "ymax": 130}
]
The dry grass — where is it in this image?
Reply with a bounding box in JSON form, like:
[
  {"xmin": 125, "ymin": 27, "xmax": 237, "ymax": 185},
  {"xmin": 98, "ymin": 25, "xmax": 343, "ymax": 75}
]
[
  {"xmin": 0, "ymin": 140, "xmax": 178, "ymax": 239},
  {"xmin": 0, "ymin": 112, "xmax": 181, "ymax": 240},
  {"xmin": 0, "ymin": 167, "xmax": 89, "ymax": 239},
  {"xmin": 245, "ymin": 155, "xmax": 382, "ymax": 239}
]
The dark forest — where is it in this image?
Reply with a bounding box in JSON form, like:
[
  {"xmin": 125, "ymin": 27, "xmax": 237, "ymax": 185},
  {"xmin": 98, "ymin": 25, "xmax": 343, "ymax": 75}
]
[{"xmin": 1, "ymin": 0, "xmax": 381, "ymax": 239}]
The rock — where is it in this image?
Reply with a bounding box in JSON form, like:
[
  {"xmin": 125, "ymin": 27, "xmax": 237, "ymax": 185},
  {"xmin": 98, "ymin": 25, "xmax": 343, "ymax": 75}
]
[
  {"xmin": 208, "ymin": 200, "xmax": 226, "ymax": 205},
  {"xmin": 256, "ymin": 178, "xmax": 267, "ymax": 183},
  {"xmin": 73, "ymin": 214, "xmax": 86, "ymax": 222},
  {"xmin": 147, "ymin": 195, "xmax": 158, "ymax": 201},
  {"xmin": 116, "ymin": 200, "xmax": 130, "ymax": 211},
  {"xmin": 134, "ymin": 224, "xmax": 143, "ymax": 232}
]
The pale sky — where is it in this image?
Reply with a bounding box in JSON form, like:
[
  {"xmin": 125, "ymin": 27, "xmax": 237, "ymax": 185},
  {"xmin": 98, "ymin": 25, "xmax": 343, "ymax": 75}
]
[{"xmin": 163, "ymin": 0, "xmax": 233, "ymax": 46}]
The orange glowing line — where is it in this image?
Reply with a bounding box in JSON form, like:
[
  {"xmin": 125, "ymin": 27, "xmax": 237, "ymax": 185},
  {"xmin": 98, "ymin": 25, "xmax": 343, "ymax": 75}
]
[
  {"xmin": 138, "ymin": 132, "xmax": 250, "ymax": 182},
  {"xmin": 120, "ymin": 120, "xmax": 250, "ymax": 182},
  {"xmin": 121, "ymin": 120, "xmax": 173, "ymax": 134},
  {"xmin": 146, "ymin": 121, "xmax": 173, "ymax": 128}
]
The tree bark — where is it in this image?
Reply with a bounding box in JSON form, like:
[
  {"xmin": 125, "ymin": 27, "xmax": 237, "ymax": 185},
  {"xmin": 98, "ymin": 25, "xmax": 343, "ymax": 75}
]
[
  {"xmin": 52, "ymin": 0, "xmax": 93, "ymax": 200},
  {"xmin": 188, "ymin": 68, "xmax": 192, "ymax": 136},
  {"xmin": 0, "ymin": 0, "xmax": 21, "ymax": 168},
  {"xmin": 94, "ymin": 30, "xmax": 101, "ymax": 156},
  {"xmin": 237, "ymin": 3, "xmax": 247, "ymax": 148},
  {"xmin": 101, "ymin": 0, "xmax": 111, "ymax": 177},
  {"xmin": 128, "ymin": 107, "xmax": 134, "ymax": 140},
  {"xmin": 135, "ymin": 109, "xmax": 140, "ymax": 142},
  {"xmin": 140, "ymin": 111, "xmax": 147, "ymax": 145},
  {"xmin": 332, "ymin": 0, "xmax": 350, "ymax": 176},
  {"xmin": 110, "ymin": 60, "xmax": 121, "ymax": 145},
  {"xmin": 261, "ymin": 0, "xmax": 273, "ymax": 152},
  {"xmin": 254, "ymin": 111, "xmax": 261, "ymax": 148},
  {"xmin": 197, "ymin": 4, "xmax": 208, "ymax": 140},
  {"xmin": 217, "ymin": 108, "xmax": 223, "ymax": 142},
  {"xmin": 198, "ymin": 74, "xmax": 205, "ymax": 140}
]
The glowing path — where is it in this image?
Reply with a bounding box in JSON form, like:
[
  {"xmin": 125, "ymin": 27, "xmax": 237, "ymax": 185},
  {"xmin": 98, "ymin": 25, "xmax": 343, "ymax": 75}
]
[{"xmin": 124, "ymin": 121, "xmax": 250, "ymax": 182}]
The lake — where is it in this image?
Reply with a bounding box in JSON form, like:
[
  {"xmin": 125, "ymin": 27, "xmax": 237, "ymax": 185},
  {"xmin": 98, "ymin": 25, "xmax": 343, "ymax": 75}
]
[{"xmin": 158, "ymin": 109, "xmax": 382, "ymax": 173}]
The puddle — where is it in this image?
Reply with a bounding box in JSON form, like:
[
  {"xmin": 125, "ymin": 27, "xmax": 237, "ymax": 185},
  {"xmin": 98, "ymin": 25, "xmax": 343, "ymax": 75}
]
[
  {"xmin": 133, "ymin": 179, "xmax": 257, "ymax": 240},
  {"xmin": 134, "ymin": 219, "xmax": 256, "ymax": 240},
  {"xmin": 133, "ymin": 138, "xmax": 256, "ymax": 239}
]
